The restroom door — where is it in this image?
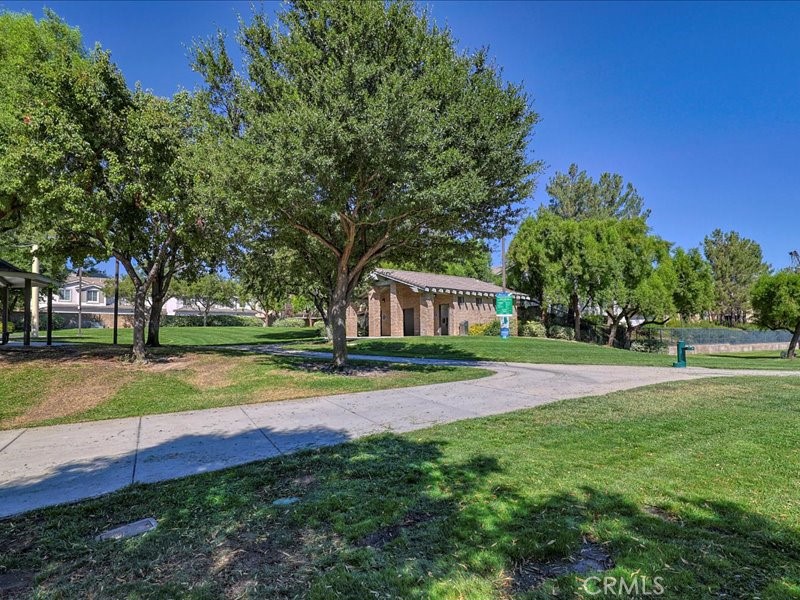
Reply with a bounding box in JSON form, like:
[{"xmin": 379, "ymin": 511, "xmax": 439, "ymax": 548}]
[
  {"xmin": 403, "ymin": 308, "xmax": 415, "ymax": 336},
  {"xmin": 438, "ymin": 304, "xmax": 449, "ymax": 336}
]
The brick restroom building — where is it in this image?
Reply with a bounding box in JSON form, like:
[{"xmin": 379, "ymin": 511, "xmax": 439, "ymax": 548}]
[{"xmin": 346, "ymin": 269, "xmax": 531, "ymax": 338}]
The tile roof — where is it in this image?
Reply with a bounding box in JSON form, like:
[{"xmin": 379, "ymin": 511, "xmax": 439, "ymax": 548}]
[
  {"xmin": 373, "ymin": 269, "xmax": 529, "ymax": 299},
  {"xmin": 65, "ymin": 274, "xmax": 108, "ymax": 288}
]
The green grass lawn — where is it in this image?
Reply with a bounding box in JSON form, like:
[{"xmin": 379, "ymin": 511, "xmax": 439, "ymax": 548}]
[
  {"xmin": 295, "ymin": 335, "xmax": 800, "ymax": 371},
  {"xmin": 2, "ymin": 377, "xmax": 798, "ymax": 598},
  {"xmin": 25, "ymin": 326, "xmax": 800, "ymax": 370},
  {"xmin": 0, "ymin": 348, "xmax": 488, "ymax": 430},
  {"xmin": 44, "ymin": 325, "xmax": 321, "ymax": 346}
]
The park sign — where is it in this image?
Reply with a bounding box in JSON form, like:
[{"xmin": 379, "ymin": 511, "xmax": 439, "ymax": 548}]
[
  {"xmin": 495, "ymin": 292, "xmax": 512, "ymax": 339},
  {"xmin": 495, "ymin": 293, "xmax": 513, "ymax": 316}
]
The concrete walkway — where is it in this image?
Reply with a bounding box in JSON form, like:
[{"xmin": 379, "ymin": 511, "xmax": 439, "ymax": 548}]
[{"xmin": 1, "ymin": 352, "xmax": 797, "ymax": 518}]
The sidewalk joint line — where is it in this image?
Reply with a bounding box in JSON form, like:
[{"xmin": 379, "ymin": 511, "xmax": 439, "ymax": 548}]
[
  {"xmin": 130, "ymin": 417, "xmax": 142, "ymax": 485},
  {"xmin": 240, "ymin": 407, "xmax": 284, "ymax": 455},
  {"xmin": 0, "ymin": 429, "xmax": 27, "ymax": 455}
]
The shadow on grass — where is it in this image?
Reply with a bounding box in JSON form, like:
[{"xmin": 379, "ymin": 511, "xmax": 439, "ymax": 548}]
[
  {"xmin": 348, "ymin": 339, "xmax": 481, "ymax": 361},
  {"xmin": 2, "ymin": 433, "xmax": 798, "ymax": 599}
]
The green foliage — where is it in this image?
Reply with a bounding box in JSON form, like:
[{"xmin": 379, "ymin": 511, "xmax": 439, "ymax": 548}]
[
  {"xmin": 0, "ymin": 10, "xmax": 95, "ymax": 232},
  {"xmin": 519, "ymin": 320, "xmax": 546, "ymax": 337},
  {"xmin": 629, "ymin": 338, "xmax": 668, "ymax": 354},
  {"xmin": 483, "ymin": 320, "xmax": 502, "ymax": 336},
  {"xmin": 102, "ymin": 275, "xmax": 135, "ymax": 304},
  {"xmin": 162, "ymin": 315, "xmax": 262, "ymax": 327},
  {"xmin": 173, "ymin": 273, "xmax": 238, "ymax": 326},
  {"xmin": 546, "ymin": 163, "xmax": 649, "ymax": 221},
  {"xmin": 272, "ymin": 317, "xmax": 307, "ymax": 328},
  {"xmin": 195, "ymin": 0, "xmax": 541, "ymax": 364},
  {"xmin": 547, "ymin": 325, "xmax": 575, "ymax": 340},
  {"xmin": 382, "ymin": 240, "xmax": 494, "ymax": 283},
  {"xmin": 467, "ymin": 319, "xmax": 516, "ymax": 336},
  {"xmin": 703, "ymin": 229, "xmax": 770, "ymax": 323},
  {"xmin": 751, "ymin": 271, "xmax": 800, "ymax": 356},
  {"xmin": 468, "ymin": 322, "xmax": 491, "ymax": 336},
  {"xmin": 672, "ymin": 247, "xmax": 715, "ymax": 321},
  {"xmin": 508, "ymin": 210, "xmax": 615, "ymax": 312}
]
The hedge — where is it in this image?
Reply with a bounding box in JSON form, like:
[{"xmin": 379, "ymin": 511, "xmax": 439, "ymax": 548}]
[{"xmin": 163, "ymin": 315, "xmax": 264, "ymax": 327}]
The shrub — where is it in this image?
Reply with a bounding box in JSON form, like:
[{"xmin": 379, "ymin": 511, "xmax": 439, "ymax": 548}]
[
  {"xmin": 272, "ymin": 317, "xmax": 307, "ymax": 328},
  {"xmin": 313, "ymin": 320, "xmax": 328, "ymax": 336},
  {"xmin": 630, "ymin": 338, "xmax": 668, "ymax": 353},
  {"xmin": 519, "ymin": 320, "xmax": 546, "ymax": 337},
  {"xmin": 468, "ymin": 319, "xmax": 517, "ymax": 336},
  {"xmin": 547, "ymin": 325, "xmax": 575, "ymax": 340},
  {"xmin": 163, "ymin": 315, "xmax": 263, "ymax": 327},
  {"xmin": 483, "ymin": 320, "xmax": 501, "ymax": 336},
  {"xmin": 468, "ymin": 322, "xmax": 490, "ymax": 336}
]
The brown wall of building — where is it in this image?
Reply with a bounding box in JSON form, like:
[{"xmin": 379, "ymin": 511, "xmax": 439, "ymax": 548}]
[{"xmin": 363, "ymin": 282, "xmax": 518, "ymax": 337}]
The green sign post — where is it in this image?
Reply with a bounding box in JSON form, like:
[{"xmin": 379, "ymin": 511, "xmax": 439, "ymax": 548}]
[
  {"xmin": 495, "ymin": 293, "xmax": 512, "ymax": 339},
  {"xmin": 495, "ymin": 293, "xmax": 513, "ymax": 316}
]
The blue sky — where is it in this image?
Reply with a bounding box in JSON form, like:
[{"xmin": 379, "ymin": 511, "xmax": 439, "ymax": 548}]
[{"xmin": 4, "ymin": 0, "xmax": 799, "ymax": 271}]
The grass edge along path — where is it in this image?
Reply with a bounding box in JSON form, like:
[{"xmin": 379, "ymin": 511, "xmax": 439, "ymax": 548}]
[
  {"xmin": 1, "ymin": 376, "xmax": 798, "ymax": 599},
  {"xmin": 0, "ymin": 351, "xmax": 490, "ymax": 430}
]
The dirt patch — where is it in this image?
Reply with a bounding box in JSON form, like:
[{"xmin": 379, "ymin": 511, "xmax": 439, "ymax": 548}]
[
  {"xmin": 292, "ymin": 474, "xmax": 317, "ymax": 488},
  {"xmin": 186, "ymin": 355, "xmax": 241, "ymax": 389},
  {"xmin": 510, "ymin": 538, "xmax": 614, "ymax": 593},
  {"xmin": 357, "ymin": 510, "xmax": 435, "ymax": 549},
  {"xmin": 292, "ymin": 361, "xmax": 394, "ymax": 377},
  {"xmin": 2, "ymin": 353, "xmax": 196, "ymax": 427},
  {"xmin": 6, "ymin": 365, "xmax": 136, "ymax": 428},
  {"xmin": 643, "ymin": 505, "xmax": 680, "ymax": 523},
  {"xmin": 0, "ymin": 571, "xmax": 35, "ymax": 597}
]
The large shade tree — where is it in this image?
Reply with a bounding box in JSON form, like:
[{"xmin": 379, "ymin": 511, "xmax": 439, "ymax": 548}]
[
  {"xmin": 601, "ymin": 220, "xmax": 675, "ymax": 347},
  {"xmin": 0, "ymin": 9, "xmax": 129, "ymax": 280},
  {"xmin": 508, "ymin": 210, "xmax": 616, "ymax": 337},
  {"xmin": 195, "ymin": 0, "xmax": 540, "ymax": 366}
]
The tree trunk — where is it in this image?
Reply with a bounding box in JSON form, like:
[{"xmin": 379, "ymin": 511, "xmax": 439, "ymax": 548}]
[
  {"xmin": 330, "ymin": 271, "xmax": 350, "ymax": 368},
  {"xmin": 787, "ymin": 321, "xmax": 800, "ymax": 359},
  {"xmin": 132, "ymin": 285, "xmax": 147, "ymax": 362},
  {"xmin": 571, "ymin": 292, "xmax": 581, "ymax": 342},
  {"xmin": 203, "ymin": 309, "xmax": 209, "ymax": 327},
  {"xmin": 147, "ymin": 275, "xmax": 164, "ymax": 347},
  {"xmin": 606, "ymin": 312, "xmax": 619, "ymax": 347}
]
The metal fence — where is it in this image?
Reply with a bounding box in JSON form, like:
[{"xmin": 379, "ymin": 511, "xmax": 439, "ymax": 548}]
[{"xmin": 647, "ymin": 327, "xmax": 793, "ymax": 346}]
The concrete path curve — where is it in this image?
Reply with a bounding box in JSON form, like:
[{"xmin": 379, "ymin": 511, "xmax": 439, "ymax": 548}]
[{"xmin": 1, "ymin": 351, "xmax": 797, "ymax": 518}]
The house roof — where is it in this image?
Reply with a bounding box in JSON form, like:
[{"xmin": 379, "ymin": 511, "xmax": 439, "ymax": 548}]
[
  {"xmin": 373, "ymin": 269, "xmax": 530, "ymax": 300},
  {"xmin": 0, "ymin": 259, "xmax": 54, "ymax": 288},
  {"xmin": 64, "ymin": 274, "xmax": 108, "ymax": 288}
]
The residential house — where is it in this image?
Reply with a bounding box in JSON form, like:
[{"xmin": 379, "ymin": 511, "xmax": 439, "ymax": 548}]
[{"xmin": 41, "ymin": 273, "xmax": 260, "ymax": 328}]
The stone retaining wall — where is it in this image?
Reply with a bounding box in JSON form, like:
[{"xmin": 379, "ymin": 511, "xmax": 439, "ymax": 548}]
[{"xmin": 667, "ymin": 342, "xmax": 789, "ymax": 355}]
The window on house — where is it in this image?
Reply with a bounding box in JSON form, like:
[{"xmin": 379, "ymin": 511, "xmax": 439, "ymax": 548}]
[
  {"xmin": 58, "ymin": 288, "xmax": 72, "ymax": 302},
  {"xmin": 476, "ymin": 297, "xmax": 484, "ymax": 307},
  {"xmin": 457, "ymin": 296, "xmax": 465, "ymax": 308},
  {"xmin": 86, "ymin": 289, "xmax": 100, "ymax": 303}
]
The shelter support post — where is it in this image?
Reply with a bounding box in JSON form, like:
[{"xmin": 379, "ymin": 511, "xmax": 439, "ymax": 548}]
[
  {"xmin": 1, "ymin": 286, "xmax": 8, "ymax": 345},
  {"xmin": 23, "ymin": 279, "xmax": 31, "ymax": 346},
  {"xmin": 47, "ymin": 286, "xmax": 53, "ymax": 346}
]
